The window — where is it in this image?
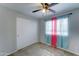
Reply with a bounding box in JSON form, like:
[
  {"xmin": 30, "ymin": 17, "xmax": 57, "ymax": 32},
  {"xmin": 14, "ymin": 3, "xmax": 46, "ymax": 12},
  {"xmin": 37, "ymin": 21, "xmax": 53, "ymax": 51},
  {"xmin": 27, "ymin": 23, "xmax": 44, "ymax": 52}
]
[
  {"xmin": 45, "ymin": 20, "xmax": 52, "ymax": 35},
  {"xmin": 57, "ymin": 17, "xmax": 68, "ymax": 36},
  {"xmin": 45, "ymin": 16, "xmax": 68, "ymax": 36}
]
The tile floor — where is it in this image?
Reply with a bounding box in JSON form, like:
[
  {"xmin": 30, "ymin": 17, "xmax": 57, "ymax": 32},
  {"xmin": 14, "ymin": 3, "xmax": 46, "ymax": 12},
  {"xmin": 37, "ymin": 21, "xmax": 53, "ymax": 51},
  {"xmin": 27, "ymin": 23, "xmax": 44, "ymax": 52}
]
[{"xmin": 9, "ymin": 43, "xmax": 77, "ymax": 56}]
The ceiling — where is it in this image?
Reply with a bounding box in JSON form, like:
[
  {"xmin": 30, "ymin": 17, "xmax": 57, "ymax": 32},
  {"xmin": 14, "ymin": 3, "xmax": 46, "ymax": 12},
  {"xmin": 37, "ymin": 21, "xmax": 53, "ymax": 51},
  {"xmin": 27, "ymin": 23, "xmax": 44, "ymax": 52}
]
[{"xmin": 0, "ymin": 3, "xmax": 79, "ymax": 19}]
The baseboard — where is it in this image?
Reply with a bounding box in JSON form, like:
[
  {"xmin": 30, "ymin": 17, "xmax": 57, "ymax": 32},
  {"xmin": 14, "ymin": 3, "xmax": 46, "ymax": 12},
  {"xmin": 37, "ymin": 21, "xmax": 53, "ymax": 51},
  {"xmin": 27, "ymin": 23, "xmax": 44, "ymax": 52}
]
[
  {"xmin": 5, "ymin": 42, "xmax": 79, "ymax": 56},
  {"xmin": 17, "ymin": 42, "xmax": 40, "ymax": 50},
  {"xmin": 40, "ymin": 42, "xmax": 79, "ymax": 56},
  {"xmin": 39, "ymin": 42, "xmax": 51, "ymax": 46},
  {"xmin": 6, "ymin": 42, "xmax": 79, "ymax": 56},
  {"xmin": 0, "ymin": 50, "xmax": 18, "ymax": 56},
  {"xmin": 57, "ymin": 47, "xmax": 79, "ymax": 56},
  {"xmin": 7, "ymin": 42, "xmax": 40, "ymax": 56}
]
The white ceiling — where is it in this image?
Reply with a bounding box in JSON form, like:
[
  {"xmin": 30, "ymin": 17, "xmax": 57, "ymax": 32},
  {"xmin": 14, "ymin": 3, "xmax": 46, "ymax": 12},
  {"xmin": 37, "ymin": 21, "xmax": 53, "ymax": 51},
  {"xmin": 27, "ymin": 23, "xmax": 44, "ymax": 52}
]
[{"xmin": 0, "ymin": 3, "xmax": 79, "ymax": 19}]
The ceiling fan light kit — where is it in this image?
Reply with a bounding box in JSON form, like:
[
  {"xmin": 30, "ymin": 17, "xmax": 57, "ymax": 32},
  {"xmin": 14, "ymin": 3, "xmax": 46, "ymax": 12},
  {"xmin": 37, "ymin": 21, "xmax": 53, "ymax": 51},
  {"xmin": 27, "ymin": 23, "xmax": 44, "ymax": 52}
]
[
  {"xmin": 42, "ymin": 9, "xmax": 46, "ymax": 13},
  {"xmin": 42, "ymin": 9, "xmax": 49, "ymax": 13},
  {"xmin": 32, "ymin": 3, "xmax": 58, "ymax": 15}
]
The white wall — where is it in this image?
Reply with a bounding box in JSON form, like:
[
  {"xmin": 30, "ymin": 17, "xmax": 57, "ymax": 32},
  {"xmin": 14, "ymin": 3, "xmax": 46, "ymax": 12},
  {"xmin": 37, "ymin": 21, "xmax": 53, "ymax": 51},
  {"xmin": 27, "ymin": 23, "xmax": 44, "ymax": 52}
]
[
  {"xmin": 39, "ymin": 20, "xmax": 45, "ymax": 43},
  {"xmin": 39, "ymin": 8, "xmax": 79, "ymax": 54},
  {"xmin": 68, "ymin": 9, "xmax": 79, "ymax": 53},
  {"xmin": 0, "ymin": 6, "xmax": 38, "ymax": 56}
]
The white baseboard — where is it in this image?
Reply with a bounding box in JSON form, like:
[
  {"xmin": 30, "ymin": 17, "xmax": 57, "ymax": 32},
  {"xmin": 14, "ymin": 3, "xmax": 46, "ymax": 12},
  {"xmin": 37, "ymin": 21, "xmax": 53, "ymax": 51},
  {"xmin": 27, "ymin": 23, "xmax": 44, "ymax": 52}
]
[
  {"xmin": 0, "ymin": 50, "xmax": 18, "ymax": 56},
  {"xmin": 0, "ymin": 42, "xmax": 39, "ymax": 56},
  {"xmin": 58, "ymin": 47, "xmax": 79, "ymax": 56},
  {"xmin": 7, "ymin": 42, "xmax": 39, "ymax": 56}
]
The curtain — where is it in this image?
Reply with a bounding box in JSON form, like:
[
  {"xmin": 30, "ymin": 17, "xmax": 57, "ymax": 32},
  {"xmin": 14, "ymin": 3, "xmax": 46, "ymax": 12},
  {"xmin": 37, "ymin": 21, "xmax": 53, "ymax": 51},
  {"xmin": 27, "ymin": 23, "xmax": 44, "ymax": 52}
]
[
  {"xmin": 57, "ymin": 15, "xmax": 69, "ymax": 49},
  {"xmin": 45, "ymin": 14, "xmax": 70, "ymax": 49},
  {"xmin": 45, "ymin": 20, "xmax": 52, "ymax": 45},
  {"xmin": 45, "ymin": 35, "xmax": 51, "ymax": 44},
  {"xmin": 51, "ymin": 16, "xmax": 57, "ymax": 48}
]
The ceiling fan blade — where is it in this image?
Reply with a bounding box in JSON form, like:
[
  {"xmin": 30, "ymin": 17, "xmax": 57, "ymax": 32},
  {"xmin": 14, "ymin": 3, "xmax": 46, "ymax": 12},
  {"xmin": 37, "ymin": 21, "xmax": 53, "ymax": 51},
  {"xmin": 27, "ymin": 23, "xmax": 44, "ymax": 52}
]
[
  {"xmin": 32, "ymin": 9, "xmax": 41, "ymax": 13},
  {"xmin": 48, "ymin": 9, "xmax": 56, "ymax": 13},
  {"xmin": 41, "ymin": 3, "xmax": 44, "ymax": 8},
  {"xmin": 49, "ymin": 3, "xmax": 58, "ymax": 7},
  {"xmin": 41, "ymin": 3, "xmax": 43, "ymax": 6}
]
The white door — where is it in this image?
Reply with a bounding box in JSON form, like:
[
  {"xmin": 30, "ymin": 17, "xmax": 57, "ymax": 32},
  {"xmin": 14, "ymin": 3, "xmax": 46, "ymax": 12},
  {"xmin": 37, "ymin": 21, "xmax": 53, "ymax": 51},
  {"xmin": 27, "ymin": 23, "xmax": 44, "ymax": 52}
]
[
  {"xmin": 16, "ymin": 18, "xmax": 28, "ymax": 50},
  {"xmin": 16, "ymin": 17, "xmax": 34, "ymax": 50},
  {"xmin": 16, "ymin": 18, "xmax": 23, "ymax": 50},
  {"xmin": 16, "ymin": 17, "xmax": 37, "ymax": 50}
]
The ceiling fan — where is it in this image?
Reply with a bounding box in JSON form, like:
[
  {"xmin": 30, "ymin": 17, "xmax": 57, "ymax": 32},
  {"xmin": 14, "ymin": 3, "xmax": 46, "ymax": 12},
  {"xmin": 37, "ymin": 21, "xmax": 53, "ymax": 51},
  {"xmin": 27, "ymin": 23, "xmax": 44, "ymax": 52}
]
[{"xmin": 32, "ymin": 3, "xmax": 58, "ymax": 14}]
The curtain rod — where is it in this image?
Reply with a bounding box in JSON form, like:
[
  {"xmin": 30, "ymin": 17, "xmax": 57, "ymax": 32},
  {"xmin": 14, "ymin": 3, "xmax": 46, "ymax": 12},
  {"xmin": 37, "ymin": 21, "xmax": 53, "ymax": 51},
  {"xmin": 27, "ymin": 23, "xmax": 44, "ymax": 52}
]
[
  {"xmin": 44, "ymin": 13, "xmax": 72, "ymax": 21},
  {"xmin": 55, "ymin": 13, "xmax": 72, "ymax": 18},
  {"xmin": 61, "ymin": 13, "xmax": 72, "ymax": 16}
]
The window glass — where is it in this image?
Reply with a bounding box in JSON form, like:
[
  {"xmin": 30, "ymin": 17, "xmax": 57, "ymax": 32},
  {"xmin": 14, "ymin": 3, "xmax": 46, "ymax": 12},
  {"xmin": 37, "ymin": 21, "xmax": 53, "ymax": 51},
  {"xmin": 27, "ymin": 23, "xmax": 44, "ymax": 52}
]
[
  {"xmin": 45, "ymin": 20, "xmax": 52, "ymax": 35},
  {"xmin": 45, "ymin": 16, "xmax": 68, "ymax": 36}
]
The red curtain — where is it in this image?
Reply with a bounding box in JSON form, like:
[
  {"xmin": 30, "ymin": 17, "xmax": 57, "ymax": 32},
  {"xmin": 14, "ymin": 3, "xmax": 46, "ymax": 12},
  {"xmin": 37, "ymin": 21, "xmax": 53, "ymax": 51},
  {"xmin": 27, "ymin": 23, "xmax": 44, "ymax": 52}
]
[{"xmin": 51, "ymin": 16, "xmax": 57, "ymax": 48}]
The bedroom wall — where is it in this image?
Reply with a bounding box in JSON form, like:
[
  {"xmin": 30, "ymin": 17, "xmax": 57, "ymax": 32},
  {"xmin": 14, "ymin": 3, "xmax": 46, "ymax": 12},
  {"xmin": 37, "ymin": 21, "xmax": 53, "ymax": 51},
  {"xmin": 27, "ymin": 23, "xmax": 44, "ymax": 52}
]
[
  {"xmin": 0, "ymin": 6, "xmax": 38, "ymax": 56},
  {"xmin": 68, "ymin": 9, "xmax": 79, "ymax": 53},
  {"xmin": 39, "ymin": 20, "xmax": 45, "ymax": 44}
]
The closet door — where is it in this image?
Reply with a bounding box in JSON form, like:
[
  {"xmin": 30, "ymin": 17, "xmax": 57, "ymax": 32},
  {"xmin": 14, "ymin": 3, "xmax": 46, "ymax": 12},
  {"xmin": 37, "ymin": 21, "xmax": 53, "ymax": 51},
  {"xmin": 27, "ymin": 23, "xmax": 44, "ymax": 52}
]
[
  {"xmin": 16, "ymin": 18, "xmax": 23, "ymax": 50},
  {"xmin": 16, "ymin": 18, "xmax": 31, "ymax": 50}
]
